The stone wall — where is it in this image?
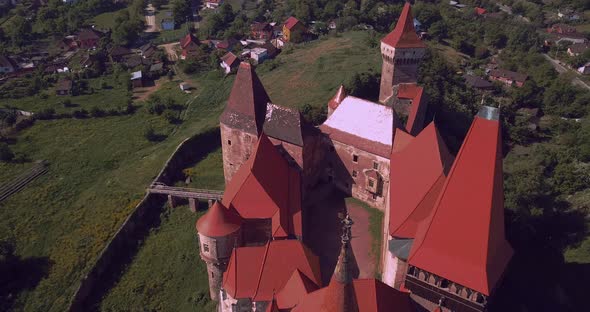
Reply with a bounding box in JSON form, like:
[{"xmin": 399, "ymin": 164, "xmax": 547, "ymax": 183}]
[
  {"xmin": 68, "ymin": 128, "xmax": 222, "ymax": 311},
  {"xmin": 220, "ymin": 123, "xmax": 258, "ymax": 185}
]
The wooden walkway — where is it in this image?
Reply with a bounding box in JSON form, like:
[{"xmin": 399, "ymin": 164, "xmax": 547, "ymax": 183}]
[
  {"xmin": 0, "ymin": 160, "xmax": 49, "ymax": 203},
  {"xmin": 147, "ymin": 183, "xmax": 223, "ymax": 211}
]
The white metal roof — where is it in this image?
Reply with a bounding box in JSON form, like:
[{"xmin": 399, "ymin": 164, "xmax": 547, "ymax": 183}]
[{"xmin": 323, "ymin": 96, "xmax": 393, "ymax": 145}]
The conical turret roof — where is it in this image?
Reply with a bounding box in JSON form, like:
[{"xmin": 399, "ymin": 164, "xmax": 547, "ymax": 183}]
[
  {"xmin": 382, "ymin": 2, "xmax": 426, "ymax": 49},
  {"xmin": 196, "ymin": 201, "xmax": 242, "ymax": 237}
]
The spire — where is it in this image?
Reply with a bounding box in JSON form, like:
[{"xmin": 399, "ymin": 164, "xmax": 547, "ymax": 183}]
[
  {"xmin": 328, "ymin": 85, "xmax": 347, "ymax": 110},
  {"xmin": 381, "ymin": 2, "xmax": 426, "ymax": 49},
  {"xmin": 220, "ymin": 62, "xmax": 270, "ymax": 134},
  {"xmin": 321, "ymin": 213, "xmax": 359, "ymax": 312}
]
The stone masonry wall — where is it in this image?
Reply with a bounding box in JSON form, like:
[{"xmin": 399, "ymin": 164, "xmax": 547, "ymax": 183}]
[{"xmin": 221, "ymin": 123, "xmax": 258, "ymax": 185}]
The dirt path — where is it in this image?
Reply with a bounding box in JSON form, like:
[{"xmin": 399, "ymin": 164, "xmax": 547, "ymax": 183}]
[
  {"xmin": 159, "ymin": 43, "xmax": 180, "ymax": 61},
  {"xmin": 144, "ymin": 4, "xmax": 159, "ymax": 33},
  {"xmin": 133, "ymin": 79, "xmax": 164, "ymax": 102}
]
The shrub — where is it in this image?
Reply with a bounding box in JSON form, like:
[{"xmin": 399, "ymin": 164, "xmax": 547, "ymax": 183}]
[
  {"xmin": 72, "ymin": 109, "xmax": 88, "ymax": 119},
  {"xmin": 163, "ymin": 110, "xmax": 179, "ymax": 124},
  {"xmin": 15, "ymin": 118, "xmax": 35, "ymax": 131},
  {"xmin": 62, "ymin": 99, "xmax": 73, "ymax": 108},
  {"xmin": 90, "ymin": 107, "xmax": 106, "ymax": 117},
  {"xmin": 148, "ymin": 102, "xmax": 166, "ymax": 115},
  {"xmin": 0, "ymin": 143, "xmax": 14, "ymax": 162},
  {"xmin": 144, "ymin": 126, "xmax": 157, "ymax": 141},
  {"xmin": 36, "ymin": 108, "xmax": 56, "ymax": 120}
]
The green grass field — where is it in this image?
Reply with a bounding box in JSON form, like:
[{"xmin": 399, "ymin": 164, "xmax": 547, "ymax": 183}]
[
  {"xmin": 575, "ymin": 23, "xmax": 590, "ymax": 33},
  {"xmin": 91, "ymin": 8, "xmax": 127, "ymax": 30},
  {"xmin": 5, "ymin": 74, "xmax": 129, "ymax": 113},
  {"xmin": 100, "ymin": 208, "xmax": 216, "ymax": 312}
]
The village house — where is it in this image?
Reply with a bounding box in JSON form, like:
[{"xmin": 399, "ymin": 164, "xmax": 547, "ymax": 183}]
[
  {"xmin": 463, "ymin": 74, "xmax": 494, "ymax": 90},
  {"xmin": 180, "ymin": 33, "xmax": 200, "ymax": 60},
  {"xmin": 474, "ymin": 7, "xmax": 487, "ymax": 16},
  {"xmin": 547, "ymin": 23, "xmax": 577, "ymax": 34},
  {"xmin": 219, "ymin": 52, "xmax": 239, "ymax": 74},
  {"xmin": 56, "ymin": 78, "xmax": 72, "ymax": 95},
  {"xmin": 195, "ymin": 3, "xmax": 514, "ymax": 312},
  {"xmin": 489, "ymin": 68, "xmax": 527, "ymax": 87},
  {"xmin": 216, "ymin": 38, "xmax": 239, "ymax": 51},
  {"xmin": 205, "ymin": 0, "xmax": 222, "ymax": 9},
  {"xmin": 567, "ymin": 43, "xmax": 590, "ymax": 57},
  {"xmin": 56, "ymin": 36, "xmax": 79, "ymax": 52},
  {"xmin": 283, "ymin": 16, "xmax": 307, "ymax": 43},
  {"xmin": 578, "ymin": 62, "xmax": 590, "ymax": 75},
  {"xmin": 109, "ymin": 46, "xmax": 133, "ymax": 63},
  {"xmin": 250, "ymin": 22, "xmax": 273, "ymax": 40},
  {"xmin": 76, "ymin": 28, "xmax": 102, "ymax": 49},
  {"xmin": 249, "ymin": 47, "xmax": 267, "ymax": 64},
  {"xmin": 130, "ymin": 70, "xmax": 144, "ymax": 88},
  {"xmin": 139, "ymin": 42, "xmax": 157, "ymax": 59},
  {"xmin": 0, "ymin": 55, "xmax": 16, "ymax": 74}
]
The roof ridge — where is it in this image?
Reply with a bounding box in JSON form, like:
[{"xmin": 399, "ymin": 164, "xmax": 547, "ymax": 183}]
[
  {"xmin": 408, "ymin": 116, "xmax": 478, "ymax": 261},
  {"xmin": 253, "ymin": 240, "xmax": 272, "ymax": 299}
]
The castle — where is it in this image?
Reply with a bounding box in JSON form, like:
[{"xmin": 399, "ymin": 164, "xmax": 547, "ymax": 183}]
[{"xmin": 195, "ymin": 3, "xmax": 513, "ymax": 312}]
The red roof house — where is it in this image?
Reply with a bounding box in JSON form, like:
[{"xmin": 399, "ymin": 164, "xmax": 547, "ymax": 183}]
[
  {"xmin": 388, "ymin": 122, "xmax": 454, "ymax": 239},
  {"xmin": 408, "ymin": 107, "xmax": 514, "ymax": 296},
  {"xmin": 381, "ymin": 2, "xmax": 426, "ymax": 49},
  {"xmin": 220, "ymin": 52, "xmax": 240, "ymax": 74},
  {"xmin": 222, "ymin": 239, "xmax": 322, "ymax": 302},
  {"xmin": 221, "ymin": 133, "xmax": 303, "ymax": 239},
  {"xmin": 179, "ymin": 33, "xmax": 200, "ymax": 59},
  {"xmin": 474, "ymin": 7, "xmax": 487, "ymax": 15}
]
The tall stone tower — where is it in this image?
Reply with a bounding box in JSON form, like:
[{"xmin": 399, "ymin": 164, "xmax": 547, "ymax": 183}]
[
  {"xmin": 379, "ymin": 2, "xmax": 426, "ymax": 104},
  {"xmin": 220, "ymin": 62, "xmax": 271, "ymax": 185},
  {"xmin": 195, "ymin": 201, "xmax": 242, "ymax": 301}
]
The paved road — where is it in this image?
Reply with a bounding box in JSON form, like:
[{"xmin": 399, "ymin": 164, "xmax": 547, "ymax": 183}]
[
  {"xmin": 543, "ymin": 54, "xmax": 590, "ymax": 91},
  {"xmin": 144, "ymin": 4, "xmax": 158, "ymax": 32}
]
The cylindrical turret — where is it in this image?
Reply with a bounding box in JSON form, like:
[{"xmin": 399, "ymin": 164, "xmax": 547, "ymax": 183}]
[{"xmin": 196, "ymin": 201, "xmax": 242, "ymax": 301}]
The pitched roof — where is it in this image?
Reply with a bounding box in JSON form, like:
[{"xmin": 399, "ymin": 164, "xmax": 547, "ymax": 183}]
[
  {"xmin": 388, "ymin": 122, "xmax": 453, "ymax": 239},
  {"xmin": 328, "ymin": 85, "xmax": 347, "ymax": 110},
  {"xmin": 408, "ymin": 107, "xmax": 514, "ymax": 296},
  {"xmin": 180, "ymin": 33, "xmax": 199, "ymax": 49},
  {"xmin": 322, "ymin": 96, "xmax": 401, "ymax": 147},
  {"xmin": 109, "ymin": 46, "xmax": 132, "ymax": 57},
  {"xmin": 77, "ymin": 28, "xmax": 101, "ymax": 40},
  {"xmin": 220, "ymin": 52, "xmax": 239, "ymax": 67},
  {"xmin": 196, "ymin": 201, "xmax": 242, "ymax": 237},
  {"xmin": 397, "ymin": 84, "xmax": 425, "ymax": 135},
  {"xmin": 220, "ymin": 62, "xmax": 270, "ymax": 134},
  {"xmin": 569, "ymin": 43, "xmax": 590, "ymax": 54},
  {"xmin": 490, "ymin": 69, "xmax": 528, "ymax": 82},
  {"xmin": 221, "ymin": 133, "xmax": 302, "ymax": 238},
  {"xmin": 276, "ymin": 269, "xmax": 319, "ymax": 310},
  {"xmin": 475, "ymin": 7, "xmax": 487, "ymax": 15},
  {"xmin": 0, "ymin": 55, "xmax": 15, "ymax": 69},
  {"xmin": 251, "ymin": 22, "xmax": 272, "ymax": 32},
  {"xmin": 222, "ymin": 240, "xmax": 322, "ymax": 302},
  {"xmin": 56, "ymin": 78, "xmax": 72, "ymax": 91},
  {"xmin": 284, "ymin": 16, "xmax": 303, "ymax": 30},
  {"xmin": 263, "ymin": 103, "xmax": 307, "ymax": 146},
  {"xmin": 292, "ymin": 279, "xmax": 415, "ymax": 312},
  {"xmin": 463, "ymin": 74, "xmax": 494, "ymax": 89},
  {"xmin": 381, "ymin": 2, "xmax": 426, "ymax": 49}
]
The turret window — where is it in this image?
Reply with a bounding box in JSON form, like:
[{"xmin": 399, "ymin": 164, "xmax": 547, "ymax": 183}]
[
  {"xmin": 203, "ymin": 243, "xmax": 209, "ymax": 253},
  {"xmin": 352, "ymin": 154, "xmax": 359, "ymax": 162},
  {"xmin": 227, "ymin": 140, "xmax": 232, "ymax": 145}
]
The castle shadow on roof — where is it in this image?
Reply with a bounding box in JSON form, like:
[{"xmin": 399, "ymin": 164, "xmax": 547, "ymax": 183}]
[{"xmin": 196, "ymin": 2, "xmax": 513, "ymax": 312}]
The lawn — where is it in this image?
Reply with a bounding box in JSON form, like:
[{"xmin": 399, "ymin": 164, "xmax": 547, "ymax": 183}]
[
  {"xmin": 100, "ymin": 207, "xmax": 216, "ymax": 312},
  {"xmin": 258, "ymin": 31, "xmax": 382, "ymax": 110},
  {"xmin": 3, "ymin": 74, "xmax": 130, "ymax": 113},
  {"xmin": 575, "ymin": 23, "xmax": 590, "ymax": 33},
  {"xmin": 0, "ymin": 70, "xmax": 231, "ymax": 311},
  {"xmin": 91, "ymin": 8, "xmax": 127, "ymax": 30}
]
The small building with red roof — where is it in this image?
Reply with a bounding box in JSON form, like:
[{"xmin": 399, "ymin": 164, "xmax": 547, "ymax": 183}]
[
  {"xmin": 179, "ymin": 33, "xmax": 200, "ymax": 60},
  {"xmin": 283, "ymin": 16, "xmax": 307, "ymax": 43},
  {"xmin": 219, "ymin": 239, "xmax": 322, "ymax": 312},
  {"xmin": 220, "ymin": 52, "xmax": 240, "ymax": 74},
  {"xmin": 474, "ymin": 7, "xmax": 487, "ymax": 16}
]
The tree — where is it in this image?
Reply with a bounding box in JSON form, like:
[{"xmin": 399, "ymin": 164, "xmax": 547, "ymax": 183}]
[
  {"xmin": 0, "ymin": 143, "xmax": 14, "ymax": 162},
  {"xmin": 172, "ymin": 0, "xmax": 191, "ymax": 27},
  {"xmin": 152, "ymin": 0, "xmax": 166, "ymax": 9}
]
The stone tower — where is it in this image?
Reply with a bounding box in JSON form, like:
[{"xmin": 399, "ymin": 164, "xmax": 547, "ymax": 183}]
[
  {"xmin": 195, "ymin": 201, "xmax": 242, "ymax": 300},
  {"xmin": 379, "ymin": 2, "xmax": 426, "ymax": 104},
  {"xmin": 220, "ymin": 62, "xmax": 270, "ymax": 185}
]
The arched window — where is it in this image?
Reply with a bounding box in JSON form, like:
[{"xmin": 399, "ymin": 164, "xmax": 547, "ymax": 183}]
[
  {"xmin": 440, "ymin": 279, "xmax": 450, "ymax": 289},
  {"xmin": 476, "ymin": 293, "xmax": 486, "ymax": 304},
  {"xmin": 408, "ymin": 266, "xmax": 416, "ymax": 276}
]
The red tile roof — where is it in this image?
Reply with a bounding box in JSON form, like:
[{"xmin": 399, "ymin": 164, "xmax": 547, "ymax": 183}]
[
  {"xmin": 381, "ymin": 2, "xmax": 426, "ymax": 49},
  {"xmin": 284, "ymin": 16, "xmax": 302, "ymax": 30},
  {"xmin": 397, "ymin": 84, "xmax": 425, "ymax": 136},
  {"xmin": 328, "ymin": 85, "xmax": 347, "ymax": 110},
  {"xmin": 222, "ymin": 133, "xmax": 302, "ymax": 238},
  {"xmin": 222, "ymin": 240, "xmax": 322, "ymax": 302},
  {"xmin": 195, "ymin": 201, "xmax": 242, "ymax": 237},
  {"xmin": 220, "ymin": 52, "xmax": 239, "ymax": 67},
  {"xmin": 408, "ymin": 108, "xmax": 514, "ymax": 296},
  {"xmin": 475, "ymin": 7, "xmax": 487, "ymax": 15},
  {"xmin": 276, "ymin": 269, "xmax": 319, "ymax": 310},
  {"xmin": 292, "ymin": 279, "xmax": 415, "ymax": 312},
  {"xmin": 388, "ymin": 122, "xmax": 453, "ymax": 238},
  {"xmin": 266, "ymin": 299, "xmax": 280, "ymax": 312},
  {"xmin": 220, "ymin": 62, "xmax": 271, "ymax": 134},
  {"xmin": 180, "ymin": 33, "xmax": 199, "ymax": 49}
]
